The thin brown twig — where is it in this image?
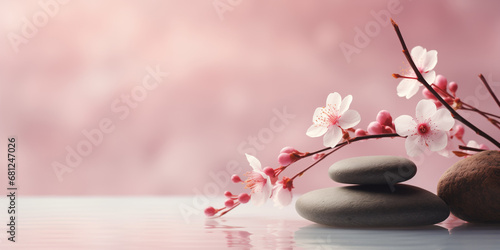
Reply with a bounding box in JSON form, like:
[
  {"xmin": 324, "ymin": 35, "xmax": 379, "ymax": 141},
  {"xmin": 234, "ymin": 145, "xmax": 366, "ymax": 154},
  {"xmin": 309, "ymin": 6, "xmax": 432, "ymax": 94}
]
[
  {"xmin": 479, "ymin": 74, "xmax": 500, "ymax": 108},
  {"xmin": 458, "ymin": 145, "xmax": 486, "ymax": 152}
]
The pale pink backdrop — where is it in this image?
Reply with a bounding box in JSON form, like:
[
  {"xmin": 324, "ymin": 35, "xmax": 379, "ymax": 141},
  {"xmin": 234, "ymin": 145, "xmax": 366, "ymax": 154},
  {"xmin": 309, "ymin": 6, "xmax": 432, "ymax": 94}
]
[{"xmin": 0, "ymin": 0, "xmax": 498, "ymax": 196}]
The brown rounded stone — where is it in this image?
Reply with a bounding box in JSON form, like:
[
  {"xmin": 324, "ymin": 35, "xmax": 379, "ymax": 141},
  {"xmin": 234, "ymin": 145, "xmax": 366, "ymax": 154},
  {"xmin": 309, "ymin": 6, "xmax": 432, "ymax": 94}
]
[{"xmin": 437, "ymin": 150, "xmax": 500, "ymax": 223}]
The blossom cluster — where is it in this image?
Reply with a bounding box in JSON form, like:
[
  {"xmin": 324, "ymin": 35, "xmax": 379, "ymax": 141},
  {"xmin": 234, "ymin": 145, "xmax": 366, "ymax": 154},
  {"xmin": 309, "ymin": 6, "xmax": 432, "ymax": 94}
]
[{"xmin": 205, "ymin": 21, "xmax": 498, "ymax": 218}]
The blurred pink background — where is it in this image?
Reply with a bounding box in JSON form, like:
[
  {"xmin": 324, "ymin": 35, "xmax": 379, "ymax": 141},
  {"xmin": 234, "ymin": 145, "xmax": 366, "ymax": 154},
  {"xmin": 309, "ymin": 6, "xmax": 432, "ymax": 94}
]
[{"xmin": 0, "ymin": 0, "xmax": 499, "ymax": 196}]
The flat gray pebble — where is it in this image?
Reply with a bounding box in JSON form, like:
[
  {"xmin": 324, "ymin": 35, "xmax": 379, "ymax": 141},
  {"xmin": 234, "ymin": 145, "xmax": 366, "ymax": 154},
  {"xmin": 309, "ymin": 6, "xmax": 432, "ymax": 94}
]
[{"xmin": 329, "ymin": 155, "xmax": 416, "ymax": 185}]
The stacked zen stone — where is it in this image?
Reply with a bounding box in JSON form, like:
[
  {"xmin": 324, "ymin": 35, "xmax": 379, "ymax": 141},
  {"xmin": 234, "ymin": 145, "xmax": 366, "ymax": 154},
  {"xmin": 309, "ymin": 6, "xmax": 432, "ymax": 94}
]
[{"xmin": 296, "ymin": 156, "xmax": 450, "ymax": 227}]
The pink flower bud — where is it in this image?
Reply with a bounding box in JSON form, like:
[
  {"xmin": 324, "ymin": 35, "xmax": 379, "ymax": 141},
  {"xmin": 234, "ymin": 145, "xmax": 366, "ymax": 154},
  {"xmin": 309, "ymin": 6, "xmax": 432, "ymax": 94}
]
[
  {"xmin": 454, "ymin": 125, "xmax": 464, "ymax": 140},
  {"xmin": 449, "ymin": 81, "xmax": 458, "ymax": 95},
  {"xmin": 479, "ymin": 144, "xmax": 489, "ymax": 150},
  {"xmin": 224, "ymin": 191, "xmax": 233, "ymax": 198},
  {"xmin": 231, "ymin": 174, "xmax": 242, "ymax": 183},
  {"xmin": 367, "ymin": 121, "xmax": 383, "ymax": 135},
  {"xmin": 434, "ymin": 101, "xmax": 443, "ymax": 108},
  {"xmin": 278, "ymin": 153, "xmax": 292, "ymax": 166},
  {"xmin": 238, "ymin": 193, "xmax": 251, "ymax": 204},
  {"xmin": 384, "ymin": 125, "xmax": 395, "ymax": 134},
  {"xmin": 204, "ymin": 207, "xmax": 216, "ymax": 217},
  {"xmin": 444, "ymin": 97, "xmax": 454, "ymax": 105},
  {"xmin": 435, "ymin": 75, "xmax": 447, "ymax": 91},
  {"xmin": 354, "ymin": 128, "xmax": 367, "ymax": 137},
  {"xmin": 224, "ymin": 199, "xmax": 235, "ymax": 208},
  {"xmin": 376, "ymin": 110, "xmax": 393, "ymax": 126},
  {"xmin": 280, "ymin": 146, "xmax": 296, "ymax": 154},
  {"xmin": 422, "ymin": 88, "xmax": 437, "ymax": 100},
  {"xmin": 263, "ymin": 167, "xmax": 275, "ymax": 177}
]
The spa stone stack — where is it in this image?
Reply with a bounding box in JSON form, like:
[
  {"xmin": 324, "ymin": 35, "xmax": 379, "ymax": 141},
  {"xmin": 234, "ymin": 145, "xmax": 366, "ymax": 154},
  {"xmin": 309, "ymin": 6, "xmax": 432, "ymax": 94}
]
[{"xmin": 295, "ymin": 156, "xmax": 449, "ymax": 227}]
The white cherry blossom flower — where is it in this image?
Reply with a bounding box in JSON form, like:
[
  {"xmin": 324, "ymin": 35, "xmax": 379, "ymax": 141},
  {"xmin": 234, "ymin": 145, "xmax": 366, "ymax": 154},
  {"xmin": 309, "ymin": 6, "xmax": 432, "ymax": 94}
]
[
  {"xmin": 306, "ymin": 92, "xmax": 361, "ymax": 147},
  {"xmin": 243, "ymin": 154, "xmax": 273, "ymax": 206},
  {"xmin": 272, "ymin": 177, "xmax": 293, "ymax": 208},
  {"xmin": 395, "ymin": 99, "xmax": 454, "ymax": 157},
  {"xmin": 397, "ymin": 46, "xmax": 438, "ymax": 99}
]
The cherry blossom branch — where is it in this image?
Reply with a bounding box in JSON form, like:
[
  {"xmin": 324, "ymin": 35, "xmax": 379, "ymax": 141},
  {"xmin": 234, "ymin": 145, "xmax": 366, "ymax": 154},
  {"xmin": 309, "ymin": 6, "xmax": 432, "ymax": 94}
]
[
  {"xmin": 391, "ymin": 19, "xmax": 500, "ymax": 149},
  {"xmin": 460, "ymin": 104, "xmax": 500, "ymax": 119},
  {"xmin": 300, "ymin": 133, "xmax": 402, "ymax": 159},
  {"xmin": 458, "ymin": 145, "xmax": 485, "ymax": 152},
  {"xmin": 291, "ymin": 133, "xmax": 401, "ymax": 180},
  {"xmin": 460, "ymin": 106, "xmax": 500, "ymax": 129},
  {"xmin": 479, "ymin": 74, "xmax": 500, "ymax": 108}
]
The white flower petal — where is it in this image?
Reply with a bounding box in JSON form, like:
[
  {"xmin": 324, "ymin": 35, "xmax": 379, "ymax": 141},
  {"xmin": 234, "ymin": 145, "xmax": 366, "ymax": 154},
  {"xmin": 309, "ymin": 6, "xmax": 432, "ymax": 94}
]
[
  {"xmin": 245, "ymin": 154, "xmax": 262, "ymax": 171},
  {"xmin": 251, "ymin": 180, "xmax": 272, "ymax": 206},
  {"xmin": 423, "ymin": 71, "xmax": 436, "ymax": 85},
  {"xmin": 416, "ymin": 99, "xmax": 436, "ymax": 121},
  {"xmin": 323, "ymin": 127, "xmax": 343, "ymax": 148},
  {"xmin": 426, "ymin": 131, "xmax": 448, "ymax": 152},
  {"xmin": 407, "ymin": 80, "xmax": 421, "ymax": 99},
  {"xmin": 467, "ymin": 140, "xmax": 479, "ymax": 148},
  {"xmin": 338, "ymin": 109, "xmax": 361, "ymax": 129},
  {"xmin": 431, "ymin": 109, "xmax": 454, "ymax": 131},
  {"xmin": 312, "ymin": 107, "xmax": 322, "ymax": 122},
  {"xmin": 423, "ymin": 50, "xmax": 438, "ymax": 71},
  {"xmin": 273, "ymin": 186, "xmax": 292, "ymax": 208},
  {"xmin": 405, "ymin": 135, "xmax": 425, "ymax": 157},
  {"xmin": 306, "ymin": 124, "xmax": 328, "ymax": 137},
  {"xmin": 437, "ymin": 133, "xmax": 454, "ymax": 158},
  {"xmin": 326, "ymin": 92, "xmax": 341, "ymax": 108},
  {"xmin": 395, "ymin": 115, "xmax": 417, "ymax": 136},
  {"xmin": 251, "ymin": 190, "xmax": 266, "ymax": 206},
  {"xmin": 397, "ymin": 79, "xmax": 420, "ymax": 99},
  {"xmin": 411, "ymin": 46, "xmax": 426, "ymax": 64},
  {"xmin": 338, "ymin": 95, "xmax": 353, "ymax": 115}
]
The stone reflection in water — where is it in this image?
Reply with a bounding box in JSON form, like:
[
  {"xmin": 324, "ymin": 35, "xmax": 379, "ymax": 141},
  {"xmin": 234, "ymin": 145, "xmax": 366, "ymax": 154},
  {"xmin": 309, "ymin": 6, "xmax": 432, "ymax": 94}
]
[
  {"xmin": 294, "ymin": 224, "xmax": 450, "ymax": 249},
  {"xmin": 446, "ymin": 223, "xmax": 500, "ymax": 249}
]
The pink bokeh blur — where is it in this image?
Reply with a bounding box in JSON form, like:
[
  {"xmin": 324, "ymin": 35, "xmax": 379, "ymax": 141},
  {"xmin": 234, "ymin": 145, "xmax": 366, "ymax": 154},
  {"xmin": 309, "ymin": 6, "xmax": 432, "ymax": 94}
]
[{"xmin": 0, "ymin": 0, "xmax": 499, "ymax": 195}]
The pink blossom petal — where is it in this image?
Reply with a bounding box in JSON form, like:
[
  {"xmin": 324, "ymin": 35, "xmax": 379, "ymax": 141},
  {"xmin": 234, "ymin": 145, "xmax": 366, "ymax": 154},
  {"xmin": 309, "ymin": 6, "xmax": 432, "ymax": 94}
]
[
  {"xmin": 338, "ymin": 109, "xmax": 360, "ymax": 129},
  {"xmin": 395, "ymin": 115, "xmax": 416, "ymax": 136},
  {"xmin": 245, "ymin": 154, "xmax": 262, "ymax": 171},
  {"xmin": 423, "ymin": 50, "xmax": 438, "ymax": 71},
  {"xmin": 431, "ymin": 109, "xmax": 455, "ymax": 131},
  {"xmin": 306, "ymin": 125, "xmax": 328, "ymax": 137},
  {"xmin": 323, "ymin": 126, "xmax": 343, "ymax": 147},
  {"xmin": 338, "ymin": 95, "xmax": 353, "ymax": 115},
  {"xmin": 426, "ymin": 131, "xmax": 448, "ymax": 151},
  {"xmin": 416, "ymin": 99, "xmax": 436, "ymax": 121},
  {"xmin": 326, "ymin": 92, "xmax": 341, "ymax": 108},
  {"xmin": 397, "ymin": 79, "xmax": 420, "ymax": 99},
  {"xmin": 405, "ymin": 135, "xmax": 425, "ymax": 157}
]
